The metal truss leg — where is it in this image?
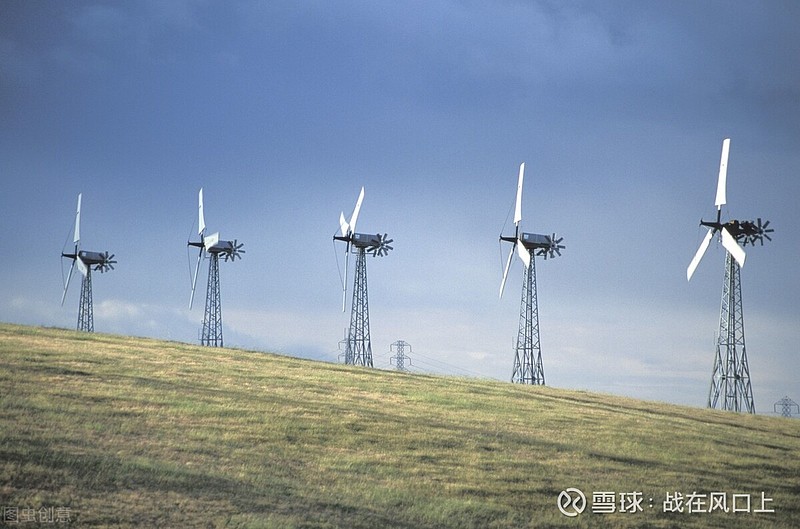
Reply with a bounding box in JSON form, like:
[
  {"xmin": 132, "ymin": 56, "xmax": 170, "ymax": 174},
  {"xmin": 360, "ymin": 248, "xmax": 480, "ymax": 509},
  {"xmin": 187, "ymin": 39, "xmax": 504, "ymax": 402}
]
[
  {"xmin": 201, "ymin": 254, "xmax": 223, "ymax": 347},
  {"xmin": 708, "ymin": 252, "xmax": 754, "ymax": 413},
  {"xmin": 345, "ymin": 248, "xmax": 373, "ymax": 367},
  {"xmin": 512, "ymin": 258, "xmax": 545, "ymax": 385},
  {"xmin": 77, "ymin": 269, "xmax": 94, "ymax": 333}
]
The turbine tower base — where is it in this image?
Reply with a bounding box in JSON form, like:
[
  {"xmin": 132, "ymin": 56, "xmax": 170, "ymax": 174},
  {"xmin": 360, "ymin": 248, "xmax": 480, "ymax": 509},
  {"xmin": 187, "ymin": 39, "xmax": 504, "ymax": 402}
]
[
  {"xmin": 77, "ymin": 270, "xmax": 94, "ymax": 333},
  {"xmin": 511, "ymin": 257, "xmax": 545, "ymax": 385},
  {"xmin": 707, "ymin": 252, "xmax": 755, "ymax": 413},
  {"xmin": 201, "ymin": 254, "xmax": 223, "ymax": 347},
  {"xmin": 345, "ymin": 248, "xmax": 373, "ymax": 367}
]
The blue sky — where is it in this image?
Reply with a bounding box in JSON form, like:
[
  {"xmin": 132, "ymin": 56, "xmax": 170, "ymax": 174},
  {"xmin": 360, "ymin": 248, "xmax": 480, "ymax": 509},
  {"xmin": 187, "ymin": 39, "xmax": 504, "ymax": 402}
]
[{"xmin": 2, "ymin": 1, "xmax": 798, "ymax": 411}]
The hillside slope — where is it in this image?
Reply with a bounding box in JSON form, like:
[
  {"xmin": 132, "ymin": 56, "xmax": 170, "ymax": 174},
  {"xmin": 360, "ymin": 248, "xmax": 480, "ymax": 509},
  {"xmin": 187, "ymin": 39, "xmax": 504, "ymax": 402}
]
[{"xmin": 1, "ymin": 323, "xmax": 799, "ymax": 528}]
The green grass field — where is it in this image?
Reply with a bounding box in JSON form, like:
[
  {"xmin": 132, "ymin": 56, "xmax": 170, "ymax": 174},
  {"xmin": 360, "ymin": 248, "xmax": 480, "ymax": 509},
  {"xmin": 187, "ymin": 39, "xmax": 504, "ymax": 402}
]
[{"xmin": 1, "ymin": 322, "xmax": 799, "ymax": 528}]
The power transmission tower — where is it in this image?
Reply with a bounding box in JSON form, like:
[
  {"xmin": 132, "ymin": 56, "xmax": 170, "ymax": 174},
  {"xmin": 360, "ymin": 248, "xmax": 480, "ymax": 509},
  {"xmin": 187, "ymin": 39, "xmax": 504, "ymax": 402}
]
[
  {"xmin": 774, "ymin": 396, "xmax": 799, "ymax": 418},
  {"xmin": 77, "ymin": 270, "xmax": 94, "ymax": 333},
  {"xmin": 708, "ymin": 252, "xmax": 754, "ymax": 412},
  {"xmin": 390, "ymin": 340, "xmax": 413, "ymax": 371},
  {"xmin": 345, "ymin": 248, "xmax": 372, "ymax": 367},
  {"xmin": 201, "ymin": 254, "xmax": 223, "ymax": 347},
  {"xmin": 511, "ymin": 257, "xmax": 545, "ymax": 385}
]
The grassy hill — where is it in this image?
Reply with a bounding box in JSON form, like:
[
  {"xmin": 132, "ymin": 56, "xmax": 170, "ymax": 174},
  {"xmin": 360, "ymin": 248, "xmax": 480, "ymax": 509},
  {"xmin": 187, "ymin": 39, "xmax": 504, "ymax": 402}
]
[{"xmin": 1, "ymin": 323, "xmax": 799, "ymax": 528}]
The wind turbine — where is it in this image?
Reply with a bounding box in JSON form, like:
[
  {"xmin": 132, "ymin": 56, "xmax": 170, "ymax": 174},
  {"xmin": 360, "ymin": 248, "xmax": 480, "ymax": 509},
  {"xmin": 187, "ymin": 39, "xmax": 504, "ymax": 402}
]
[
  {"xmin": 188, "ymin": 188, "xmax": 245, "ymax": 347},
  {"xmin": 499, "ymin": 163, "xmax": 564, "ymax": 385},
  {"xmin": 60, "ymin": 193, "xmax": 116, "ymax": 332},
  {"xmin": 333, "ymin": 187, "xmax": 393, "ymax": 367},
  {"xmin": 686, "ymin": 138, "xmax": 773, "ymax": 413}
]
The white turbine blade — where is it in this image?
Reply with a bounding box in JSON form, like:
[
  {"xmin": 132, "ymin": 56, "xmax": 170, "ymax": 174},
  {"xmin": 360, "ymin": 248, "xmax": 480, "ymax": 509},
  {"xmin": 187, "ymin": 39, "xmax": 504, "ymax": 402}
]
[
  {"xmin": 499, "ymin": 244, "xmax": 516, "ymax": 298},
  {"xmin": 721, "ymin": 227, "xmax": 746, "ymax": 267},
  {"xmin": 189, "ymin": 249, "xmax": 203, "ymax": 309},
  {"xmin": 514, "ymin": 163, "xmax": 524, "ymax": 225},
  {"xmin": 342, "ymin": 243, "xmax": 350, "ymax": 312},
  {"xmin": 715, "ymin": 138, "xmax": 730, "ymax": 209},
  {"xmin": 198, "ymin": 188, "xmax": 206, "ymax": 235},
  {"xmin": 349, "ymin": 187, "xmax": 365, "ymax": 234},
  {"xmin": 76, "ymin": 256, "xmax": 88, "ymax": 277},
  {"xmin": 73, "ymin": 193, "xmax": 82, "ymax": 244},
  {"xmin": 204, "ymin": 232, "xmax": 219, "ymax": 250},
  {"xmin": 516, "ymin": 239, "xmax": 531, "ymax": 268},
  {"xmin": 687, "ymin": 229, "xmax": 714, "ymax": 281},
  {"xmin": 61, "ymin": 260, "xmax": 76, "ymax": 306},
  {"xmin": 339, "ymin": 212, "xmax": 349, "ymax": 237}
]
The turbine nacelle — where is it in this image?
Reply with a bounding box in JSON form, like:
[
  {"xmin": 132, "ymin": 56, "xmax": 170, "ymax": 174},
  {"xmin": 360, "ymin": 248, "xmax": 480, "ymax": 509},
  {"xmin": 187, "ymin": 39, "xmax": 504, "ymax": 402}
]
[
  {"xmin": 714, "ymin": 218, "xmax": 773, "ymax": 247},
  {"xmin": 210, "ymin": 239, "xmax": 245, "ymax": 261},
  {"xmin": 339, "ymin": 232, "xmax": 394, "ymax": 256},
  {"xmin": 189, "ymin": 235, "xmax": 246, "ymax": 260},
  {"xmin": 77, "ymin": 250, "xmax": 115, "ymax": 267},
  {"xmin": 61, "ymin": 250, "xmax": 117, "ymax": 274}
]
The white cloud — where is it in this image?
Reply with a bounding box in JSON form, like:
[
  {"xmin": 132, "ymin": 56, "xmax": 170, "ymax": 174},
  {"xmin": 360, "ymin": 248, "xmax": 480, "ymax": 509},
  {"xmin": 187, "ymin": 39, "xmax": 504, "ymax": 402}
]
[{"xmin": 94, "ymin": 299, "xmax": 196, "ymax": 342}]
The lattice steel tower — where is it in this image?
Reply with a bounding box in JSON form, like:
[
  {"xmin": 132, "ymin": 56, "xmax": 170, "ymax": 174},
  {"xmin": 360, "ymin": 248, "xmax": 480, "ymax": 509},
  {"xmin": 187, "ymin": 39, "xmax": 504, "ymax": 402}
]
[
  {"xmin": 499, "ymin": 163, "xmax": 564, "ymax": 385},
  {"xmin": 334, "ymin": 187, "xmax": 393, "ymax": 368},
  {"xmin": 390, "ymin": 340, "xmax": 412, "ymax": 371},
  {"xmin": 687, "ymin": 139, "xmax": 773, "ymax": 413},
  {"xmin": 346, "ymin": 248, "xmax": 372, "ymax": 366},
  {"xmin": 200, "ymin": 253, "xmax": 224, "ymax": 347},
  {"xmin": 188, "ymin": 188, "xmax": 245, "ymax": 347},
  {"xmin": 708, "ymin": 252, "xmax": 754, "ymax": 412},
  {"xmin": 60, "ymin": 193, "xmax": 116, "ymax": 332},
  {"xmin": 511, "ymin": 257, "xmax": 545, "ymax": 384},
  {"xmin": 77, "ymin": 269, "xmax": 94, "ymax": 332}
]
